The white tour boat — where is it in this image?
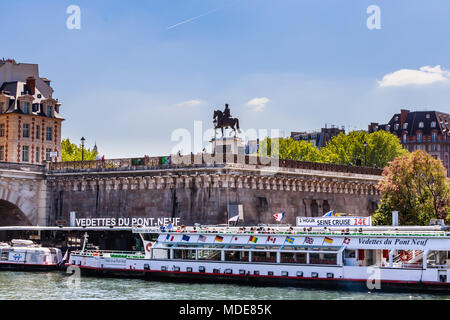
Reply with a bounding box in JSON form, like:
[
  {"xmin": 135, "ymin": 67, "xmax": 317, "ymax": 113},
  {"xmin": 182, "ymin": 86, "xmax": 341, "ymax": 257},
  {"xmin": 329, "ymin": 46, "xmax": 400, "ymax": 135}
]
[
  {"xmin": 67, "ymin": 225, "xmax": 450, "ymax": 292},
  {"xmin": 0, "ymin": 239, "xmax": 63, "ymax": 271}
]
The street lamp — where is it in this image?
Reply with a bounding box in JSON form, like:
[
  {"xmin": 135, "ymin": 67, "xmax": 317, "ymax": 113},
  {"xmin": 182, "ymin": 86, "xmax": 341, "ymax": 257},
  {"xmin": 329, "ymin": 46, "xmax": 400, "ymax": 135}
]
[
  {"xmin": 363, "ymin": 141, "xmax": 367, "ymax": 167},
  {"xmin": 81, "ymin": 137, "xmax": 85, "ymax": 162}
]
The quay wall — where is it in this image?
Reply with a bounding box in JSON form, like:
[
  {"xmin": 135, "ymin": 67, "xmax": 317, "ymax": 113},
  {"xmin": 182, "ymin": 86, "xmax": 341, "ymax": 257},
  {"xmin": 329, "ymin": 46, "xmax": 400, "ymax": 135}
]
[{"xmin": 46, "ymin": 163, "xmax": 382, "ymax": 226}]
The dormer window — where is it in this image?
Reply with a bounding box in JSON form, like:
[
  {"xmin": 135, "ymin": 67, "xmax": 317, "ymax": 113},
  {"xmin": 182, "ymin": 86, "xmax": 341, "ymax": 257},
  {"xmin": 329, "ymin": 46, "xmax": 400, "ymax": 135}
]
[
  {"xmin": 386, "ymin": 125, "xmax": 391, "ymax": 131},
  {"xmin": 0, "ymin": 102, "xmax": 4, "ymax": 113},
  {"xmin": 394, "ymin": 116, "xmax": 399, "ymax": 121},
  {"xmin": 418, "ymin": 122, "xmax": 424, "ymax": 128},
  {"xmin": 426, "ymin": 114, "xmax": 430, "ymax": 119},
  {"xmin": 47, "ymin": 106, "xmax": 52, "ymax": 117},
  {"xmin": 403, "ymin": 123, "xmax": 408, "ymax": 130},
  {"xmin": 394, "ymin": 124, "xmax": 399, "ymax": 130},
  {"xmin": 431, "ymin": 121, "xmax": 436, "ymax": 128},
  {"xmin": 23, "ymin": 102, "xmax": 30, "ymax": 114}
]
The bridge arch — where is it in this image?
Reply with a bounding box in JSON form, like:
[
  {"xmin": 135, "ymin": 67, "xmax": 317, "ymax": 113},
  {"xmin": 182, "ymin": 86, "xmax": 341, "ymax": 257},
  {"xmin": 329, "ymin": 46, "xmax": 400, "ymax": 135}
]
[{"xmin": 0, "ymin": 200, "xmax": 32, "ymax": 226}]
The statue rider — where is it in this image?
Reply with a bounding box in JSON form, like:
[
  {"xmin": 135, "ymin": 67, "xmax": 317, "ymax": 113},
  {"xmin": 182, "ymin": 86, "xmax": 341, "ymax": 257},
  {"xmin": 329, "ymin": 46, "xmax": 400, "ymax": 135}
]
[{"xmin": 223, "ymin": 104, "xmax": 231, "ymax": 121}]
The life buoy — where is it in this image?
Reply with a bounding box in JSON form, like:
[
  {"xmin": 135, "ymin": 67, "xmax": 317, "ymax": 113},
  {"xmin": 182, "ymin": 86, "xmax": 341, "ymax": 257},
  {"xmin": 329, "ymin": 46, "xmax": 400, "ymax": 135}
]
[
  {"xmin": 176, "ymin": 226, "xmax": 181, "ymax": 232},
  {"xmin": 400, "ymin": 251, "xmax": 409, "ymax": 262},
  {"xmin": 145, "ymin": 242, "xmax": 152, "ymax": 253}
]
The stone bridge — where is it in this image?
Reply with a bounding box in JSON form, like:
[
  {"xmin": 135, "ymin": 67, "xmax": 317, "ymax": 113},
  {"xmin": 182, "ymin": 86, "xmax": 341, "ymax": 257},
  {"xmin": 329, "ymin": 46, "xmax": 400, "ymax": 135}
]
[
  {"xmin": 0, "ymin": 162, "xmax": 46, "ymax": 226},
  {"xmin": 44, "ymin": 156, "xmax": 384, "ymax": 226},
  {"xmin": 0, "ymin": 156, "xmax": 384, "ymax": 226}
]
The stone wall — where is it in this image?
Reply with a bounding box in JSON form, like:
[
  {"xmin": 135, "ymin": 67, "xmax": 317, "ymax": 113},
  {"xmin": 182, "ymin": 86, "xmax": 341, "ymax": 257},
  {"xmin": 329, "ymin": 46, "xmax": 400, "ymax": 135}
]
[{"xmin": 46, "ymin": 163, "xmax": 381, "ymax": 226}]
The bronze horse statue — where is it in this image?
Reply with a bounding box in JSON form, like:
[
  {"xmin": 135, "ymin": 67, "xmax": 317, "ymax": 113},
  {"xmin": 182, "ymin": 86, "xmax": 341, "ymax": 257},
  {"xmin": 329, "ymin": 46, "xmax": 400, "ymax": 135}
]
[{"xmin": 213, "ymin": 110, "xmax": 241, "ymax": 137}]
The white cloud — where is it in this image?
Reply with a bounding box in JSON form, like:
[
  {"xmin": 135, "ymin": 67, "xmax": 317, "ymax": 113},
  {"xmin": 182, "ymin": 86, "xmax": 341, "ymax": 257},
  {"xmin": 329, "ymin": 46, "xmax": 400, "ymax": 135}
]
[
  {"xmin": 246, "ymin": 97, "xmax": 270, "ymax": 112},
  {"xmin": 175, "ymin": 99, "xmax": 205, "ymax": 107},
  {"xmin": 378, "ymin": 65, "xmax": 450, "ymax": 87}
]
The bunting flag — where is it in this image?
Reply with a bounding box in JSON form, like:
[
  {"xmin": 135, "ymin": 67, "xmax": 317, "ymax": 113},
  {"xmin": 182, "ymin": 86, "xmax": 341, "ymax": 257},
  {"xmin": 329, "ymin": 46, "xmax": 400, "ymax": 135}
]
[
  {"xmin": 182, "ymin": 235, "xmax": 190, "ymax": 242},
  {"xmin": 267, "ymin": 236, "xmax": 276, "ymax": 244},
  {"xmin": 198, "ymin": 235, "xmax": 207, "ymax": 242},
  {"xmin": 343, "ymin": 237, "xmax": 350, "ymax": 245},
  {"xmin": 249, "ymin": 236, "xmax": 258, "ymax": 243},
  {"xmin": 323, "ymin": 237, "xmax": 334, "ymax": 244},
  {"xmin": 285, "ymin": 236, "xmax": 294, "ymax": 244},
  {"xmin": 215, "ymin": 235, "xmax": 224, "ymax": 243},
  {"xmin": 304, "ymin": 237, "xmax": 314, "ymax": 244}
]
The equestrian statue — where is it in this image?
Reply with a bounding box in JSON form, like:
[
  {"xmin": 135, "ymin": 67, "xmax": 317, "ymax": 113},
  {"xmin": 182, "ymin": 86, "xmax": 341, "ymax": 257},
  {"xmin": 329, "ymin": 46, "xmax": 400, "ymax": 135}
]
[{"xmin": 213, "ymin": 104, "xmax": 241, "ymax": 137}]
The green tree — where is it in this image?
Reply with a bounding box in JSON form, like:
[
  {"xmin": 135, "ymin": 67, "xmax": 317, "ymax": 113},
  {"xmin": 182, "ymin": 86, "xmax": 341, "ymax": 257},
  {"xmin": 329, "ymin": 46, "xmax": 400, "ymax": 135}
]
[
  {"xmin": 373, "ymin": 150, "xmax": 450, "ymax": 226},
  {"xmin": 258, "ymin": 137, "xmax": 322, "ymax": 162},
  {"xmin": 321, "ymin": 130, "xmax": 408, "ymax": 168},
  {"xmin": 61, "ymin": 138, "xmax": 98, "ymax": 162}
]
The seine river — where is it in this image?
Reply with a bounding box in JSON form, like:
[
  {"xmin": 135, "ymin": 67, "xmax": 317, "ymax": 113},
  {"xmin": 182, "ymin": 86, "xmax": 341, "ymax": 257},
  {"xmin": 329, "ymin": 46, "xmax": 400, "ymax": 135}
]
[{"xmin": 0, "ymin": 271, "xmax": 449, "ymax": 300}]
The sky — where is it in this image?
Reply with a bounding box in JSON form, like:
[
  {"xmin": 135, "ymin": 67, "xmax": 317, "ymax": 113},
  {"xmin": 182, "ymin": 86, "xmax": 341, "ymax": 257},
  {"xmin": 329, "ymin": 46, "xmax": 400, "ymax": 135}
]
[{"xmin": 1, "ymin": 0, "xmax": 450, "ymax": 158}]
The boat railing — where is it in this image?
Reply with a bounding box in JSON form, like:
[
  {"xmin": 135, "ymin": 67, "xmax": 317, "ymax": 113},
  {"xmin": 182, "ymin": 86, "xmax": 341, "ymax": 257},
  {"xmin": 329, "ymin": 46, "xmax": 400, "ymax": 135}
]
[{"xmin": 70, "ymin": 250, "xmax": 144, "ymax": 258}]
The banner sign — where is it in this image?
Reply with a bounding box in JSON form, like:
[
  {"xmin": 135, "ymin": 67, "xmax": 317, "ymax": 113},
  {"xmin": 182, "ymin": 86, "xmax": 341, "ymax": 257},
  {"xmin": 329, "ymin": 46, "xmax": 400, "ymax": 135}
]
[
  {"xmin": 296, "ymin": 216, "xmax": 372, "ymax": 228},
  {"xmin": 75, "ymin": 217, "xmax": 181, "ymax": 227}
]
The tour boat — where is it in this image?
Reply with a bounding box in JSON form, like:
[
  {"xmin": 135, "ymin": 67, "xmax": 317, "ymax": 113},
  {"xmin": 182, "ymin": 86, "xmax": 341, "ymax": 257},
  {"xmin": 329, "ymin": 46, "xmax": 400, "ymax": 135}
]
[
  {"xmin": 0, "ymin": 239, "xmax": 63, "ymax": 271},
  {"xmin": 67, "ymin": 225, "xmax": 450, "ymax": 293}
]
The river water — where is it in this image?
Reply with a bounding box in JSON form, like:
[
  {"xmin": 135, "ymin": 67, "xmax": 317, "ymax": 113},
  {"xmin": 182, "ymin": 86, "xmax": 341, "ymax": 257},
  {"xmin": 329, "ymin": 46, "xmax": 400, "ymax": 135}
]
[{"xmin": 0, "ymin": 271, "xmax": 449, "ymax": 300}]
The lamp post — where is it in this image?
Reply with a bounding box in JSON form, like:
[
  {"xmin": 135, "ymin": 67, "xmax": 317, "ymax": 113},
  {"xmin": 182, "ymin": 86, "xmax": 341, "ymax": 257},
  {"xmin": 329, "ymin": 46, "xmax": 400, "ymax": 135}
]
[
  {"xmin": 81, "ymin": 137, "xmax": 85, "ymax": 164},
  {"xmin": 363, "ymin": 141, "xmax": 367, "ymax": 167}
]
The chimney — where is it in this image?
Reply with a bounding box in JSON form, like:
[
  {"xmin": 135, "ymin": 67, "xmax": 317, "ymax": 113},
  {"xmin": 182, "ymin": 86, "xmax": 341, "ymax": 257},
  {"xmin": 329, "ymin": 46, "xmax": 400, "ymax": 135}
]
[
  {"xmin": 400, "ymin": 109, "xmax": 410, "ymax": 127},
  {"xmin": 368, "ymin": 122, "xmax": 378, "ymax": 133},
  {"xmin": 26, "ymin": 76, "xmax": 36, "ymax": 95}
]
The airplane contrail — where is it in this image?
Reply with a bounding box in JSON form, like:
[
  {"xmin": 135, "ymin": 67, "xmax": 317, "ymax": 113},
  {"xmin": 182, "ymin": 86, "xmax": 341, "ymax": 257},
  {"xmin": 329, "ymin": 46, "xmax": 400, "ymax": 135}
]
[{"xmin": 167, "ymin": 7, "xmax": 222, "ymax": 30}]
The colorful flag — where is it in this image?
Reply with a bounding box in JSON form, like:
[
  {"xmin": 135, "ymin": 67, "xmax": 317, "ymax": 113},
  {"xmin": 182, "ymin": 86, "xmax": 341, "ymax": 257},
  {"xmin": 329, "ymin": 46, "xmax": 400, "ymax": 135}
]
[
  {"xmin": 228, "ymin": 215, "xmax": 239, "ymax": 222},
  {"xmin": 273, "ymin": 212, "xmax": 285, "ymax": 221},
  {"xmin": 198, "ymin": 235, "xmax": 207, "ymax": 242},
  {"xmin": 343, "ymin": 237, "xmax": 350, "ymax": 245},
  {"xmin": 182, "ymin": 235, "xmax": 190, "ymax": 242},
  {"xmin": 285, "ymin": 236, "xmax": 294, "ymax": 244},
  {"xmin": 304, "ymin": 237, "xmax": 314, "ymax": 244},
  {"xmin": 267, "ymin": 236, "xmax": 276, "ymax": 243},
  {"xmin": 322, "ymin": 210, "xmax": 334, "ymax": 217},
  {"xmin": 170, "ymin": 235, "xmax": 174, "ymax": 241},
  {"xmin": 249, "ymin": 236, "xmax": 258, "ymax": 243},
  {"xmin": 323, "ymin": 237, "xmax": 333, "ymax": 244},
  {"xmin": 165, "ymin": 234, "xmax": 170, "ymax": 241},
  {"xmin": 215, "ymin": 235, "xmax": 224, "ymax": 242}
]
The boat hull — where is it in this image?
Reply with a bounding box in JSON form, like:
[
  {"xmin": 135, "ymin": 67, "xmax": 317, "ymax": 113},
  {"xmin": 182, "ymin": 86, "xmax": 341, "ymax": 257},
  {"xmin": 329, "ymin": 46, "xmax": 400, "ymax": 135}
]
[
  {"xmin": 74, "ymin": 265, "xmax": 450, "ymax": 294},
  {"xmin": 0, "ymin": 263, "xmax": 61, "ymax": 272}
]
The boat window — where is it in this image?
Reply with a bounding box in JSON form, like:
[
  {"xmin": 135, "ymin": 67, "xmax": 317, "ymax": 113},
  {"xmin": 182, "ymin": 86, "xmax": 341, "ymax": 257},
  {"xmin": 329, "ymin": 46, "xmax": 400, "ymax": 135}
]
[
  {"xmin": 310, "ymin": 253, "xmax": 337, "ymax": 265},
  {"xmin": 173, "ymin": 249, "xmax": 196, "ymax": 260},
  {"xmin": 198, "ymin": 250, "xmax": 221, "ymax": 261},
  {"xmin": 267, "ymin": 271, "xmax": 274, "ymax": 276},
  {"xmin": 225, "ymin": 250, "xmax": 249, "ymax": 262},
  {"xmin": 296, "ymin": 271, "xmax": 303, "ymax": 277},
  {"xmin": 280, "ymin": 252, "xmax": 306, "ymax": 264},
  {"xmin": 252, "ymin": 251, "xmax": 277, "ymax": 263}
]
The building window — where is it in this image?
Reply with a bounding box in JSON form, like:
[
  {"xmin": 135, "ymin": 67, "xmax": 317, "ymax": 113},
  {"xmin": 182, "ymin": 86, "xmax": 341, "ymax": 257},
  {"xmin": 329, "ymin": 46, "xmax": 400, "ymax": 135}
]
[
  {"xmin": 418, "ymin": 122, "xmax": 424, "ymax": 128},
  {"xmin": 23, "ymin": 124, "xmax": 30, "ymax": 138},
  {"xmin": 46, "ymin": 148, "xmax": 51, "ymax": 161},
  {"xmin": 0, "ymin": 124, "xmax": 5, "ymax": 137},
  {"xmin": 22, "ymin": 146, "xmax": 29, "ymax": 162},
  {"xmin": 0, "ymin": 146, "xmax": 4, "ymax": 161},
  {"xmin": 432, "ymin": 132, "xmax": 437, "ymax": 142},
  {"xmin": 403, "ymin": 123, "xmax": 408, "ymax": 129},
  {"xmin": 35, "ymin": 147, "xmax": 40, "ymax": 163},
  {"xmin": 403, "ymin": 134, "xmax": 407, "ymax": 143},
  {"xmin": 417, "ymin": 133, "xmax": 422, "ymax": 143},
  {"xmin": 36, "ymin": 125, "xmax": 40, "ymax": 139},
  {"xmin": 46, "ymin": 127, "xmax": 52, "ymax": 141},
  {"xmin": 432, "ymin": 144, "xmax": 437, "ymax": 152},
  {"xmin": 431, "ymin": 121, "xmax": 436, "ymax": 128},
  {"xmin": 23, "ymin": 102, "xmax": 30, "ymax": 114},
  {"xmin": 394, "ymin": 124, "xmax": 399, "ymax": 130},
  {"xmin": 47, "ymin": 106, "xmax": 52, "ymax": 117},
  {"xmin": 394, "ymin": 116, "xmax": 399, "ymax": 121},
  {"xmin": 426, "ymin": 114, "xmax": 430, "ymax": 119},
  {"xmin": 0, "ymin": 102, "xmax": 4, "ymax": 113}
]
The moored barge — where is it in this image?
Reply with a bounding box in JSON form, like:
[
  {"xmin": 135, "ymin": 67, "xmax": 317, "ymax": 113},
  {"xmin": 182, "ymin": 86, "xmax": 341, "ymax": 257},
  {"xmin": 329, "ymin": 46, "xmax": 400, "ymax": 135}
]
[{"xmin": 67, "ymin": 225, "xmax": 450, "ymax": 293}]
